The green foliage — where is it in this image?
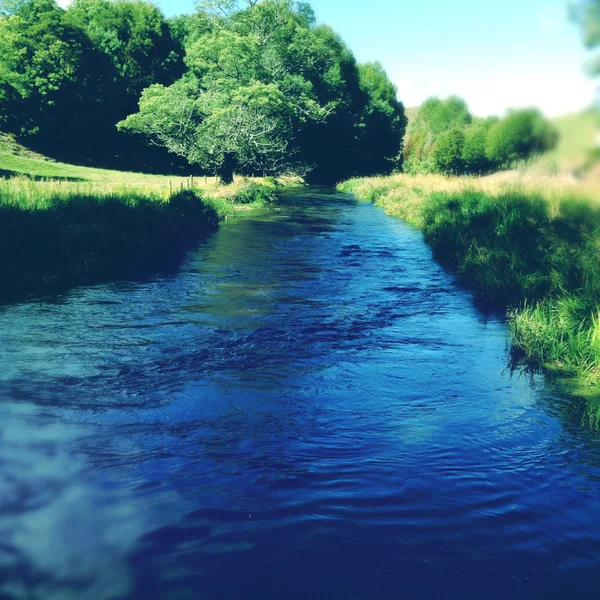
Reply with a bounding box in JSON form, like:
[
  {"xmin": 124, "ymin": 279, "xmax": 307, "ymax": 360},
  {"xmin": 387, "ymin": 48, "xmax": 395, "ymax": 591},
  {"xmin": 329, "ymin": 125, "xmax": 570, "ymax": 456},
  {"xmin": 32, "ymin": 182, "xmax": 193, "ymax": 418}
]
[
  {"xmin": 120, "ymin": 0, "xmax": 405, "ymax": 183},
  {"xmin": 67, "ymin": 0, "xmax": 184, "ymax": 98},
  {"xmin": 0, "ymin": 0, "xmax": 186, "ymax": 170},
  {"xmin": 404, "ymin": 96, "xmax": 471, "ymax": 168},
  {"xmin": 405, "ymin": 97, "xmax": 558, "ymax": 175},
  {"xmin": 0, "ymin": 0, "xmax": 109, "ymax": 136},
  {"xmin": 510, "ymin": 296, "xmax": 600, "ymax": 383},
  {"xmin": 0, "ymin": 0, "xmax": 404, "ymax": 179},
  {"xmin": 229, "ymin": 180, "xmax": 276, "ymax": 204},
  {"xmin": 0, "ymin": 186, "xmax": 221, "ymax": 299},
  {"xmin": 432, "ymin": 127, "xmax": 465, "ymax": 175},
  {"xmin": 461, "ymin": 118, "xmax": 497, "ymax": 174},
  {"xmin": 358, "ymin": 62, "xmax": 407, "ymax": 173},
  {"xmin": 485, "ymin": 109, "xmax": 558, "ymax": 167}
]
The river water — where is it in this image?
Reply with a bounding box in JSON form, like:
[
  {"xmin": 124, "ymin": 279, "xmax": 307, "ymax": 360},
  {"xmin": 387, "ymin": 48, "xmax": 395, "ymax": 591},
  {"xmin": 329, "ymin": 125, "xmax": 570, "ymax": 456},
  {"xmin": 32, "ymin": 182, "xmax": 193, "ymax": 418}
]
[{"xmin": 0, "ymin": 188, "xmax": 599, "ymax": 600}]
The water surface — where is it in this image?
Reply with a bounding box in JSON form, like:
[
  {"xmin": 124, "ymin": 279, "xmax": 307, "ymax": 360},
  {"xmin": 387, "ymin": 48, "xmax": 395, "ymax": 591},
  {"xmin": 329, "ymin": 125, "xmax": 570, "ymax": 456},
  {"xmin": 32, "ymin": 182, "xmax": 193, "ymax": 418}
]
[{"xmin": 1, "ymin": 188, "xmax": 599, "ymax": 599}]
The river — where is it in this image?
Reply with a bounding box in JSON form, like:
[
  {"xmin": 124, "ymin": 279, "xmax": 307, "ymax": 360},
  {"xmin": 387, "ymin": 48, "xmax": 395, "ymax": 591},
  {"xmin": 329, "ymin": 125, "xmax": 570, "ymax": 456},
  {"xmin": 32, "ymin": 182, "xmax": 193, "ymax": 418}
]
[{"xmin": 0, "ymin": 188, "xmax": 599, "ymax": 599}]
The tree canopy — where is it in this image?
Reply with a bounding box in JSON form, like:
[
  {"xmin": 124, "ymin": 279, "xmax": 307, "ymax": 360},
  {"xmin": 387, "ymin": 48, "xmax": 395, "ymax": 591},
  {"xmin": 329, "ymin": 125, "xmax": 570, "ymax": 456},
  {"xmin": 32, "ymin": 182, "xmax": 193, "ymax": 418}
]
[
  {"xmin": 119, "ymin": 0, "xmax": 406, "ymax": 182},
  {"xmin": 0, "ymin": 0, "xmax": 405, "ymax": 180},
  {"xmin": 0, "ymin": 0, "xmax": 186, "ymax": 169},
  {"xmin": 404, "ymin": 96, "xmax": 557, "ymax": 176},
  {"xmin": 403, "ymin": 96, "xmax": 471, "ymax": 173}
]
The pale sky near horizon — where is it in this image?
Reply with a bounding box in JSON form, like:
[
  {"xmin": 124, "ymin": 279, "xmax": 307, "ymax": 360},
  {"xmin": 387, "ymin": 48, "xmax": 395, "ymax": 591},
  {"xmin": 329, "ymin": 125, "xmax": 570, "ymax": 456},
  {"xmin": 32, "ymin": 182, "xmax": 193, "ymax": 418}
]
[{"xmin": 57, "ymin": 0, "xmax": 598, "ymax": 117}]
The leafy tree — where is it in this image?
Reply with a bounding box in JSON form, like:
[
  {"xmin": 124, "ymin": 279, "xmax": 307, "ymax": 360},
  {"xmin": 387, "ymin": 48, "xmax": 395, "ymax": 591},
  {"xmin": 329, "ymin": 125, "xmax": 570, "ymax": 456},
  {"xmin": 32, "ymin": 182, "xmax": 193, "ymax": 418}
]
[
  {"xmin": 404, "ymin": 96, "xmax": 471, "ymax": 171},
  {"xmin": 357, "ymin": 61, "xmax": 406, "ymax": 173},
  {"xmin": 121, "ymin": 0, "xmax": 405, "ymax": 183},
  {"xmin": 461, "ymin": 117, "xmax": 497, "ymax": 174},
  {"xmin": 433, "ymin": 127, "xmax": 465, "ymax": 175},
  {"xmin": 0, "ymin": 0, "xmax": 186, "ymax": 169},
  {"xmin": 67, "ymin": 0, "xmax": 184, "ymax": 99},
  {"xmin": 0, "ymin": 0, "xmax": 111, "ymax": 142},
  {"xmin": 485, "ymin": 109, "xmax": 557, "ymax": 167}
]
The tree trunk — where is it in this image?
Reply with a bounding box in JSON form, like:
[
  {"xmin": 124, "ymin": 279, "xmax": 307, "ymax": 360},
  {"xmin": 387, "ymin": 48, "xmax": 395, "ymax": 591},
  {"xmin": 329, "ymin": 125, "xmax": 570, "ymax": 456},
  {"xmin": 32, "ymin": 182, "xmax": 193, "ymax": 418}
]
[{"xmin": 218, "ymin": 153, "xmax": 236, "ymax": 185}]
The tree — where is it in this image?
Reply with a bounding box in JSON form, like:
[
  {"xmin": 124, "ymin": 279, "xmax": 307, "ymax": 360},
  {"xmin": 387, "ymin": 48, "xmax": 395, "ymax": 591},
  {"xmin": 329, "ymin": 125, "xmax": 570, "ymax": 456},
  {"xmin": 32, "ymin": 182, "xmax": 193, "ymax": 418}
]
[
  {"xmin": 462, "ymin": 118, "xmax": 497, "ymax": 174},
  {"xmin": 485, "ymin": 109, "xmax": 557, "ymax": 168},
  {"xmin": 0, "ymin": 0, "xmax": 187, "ymax": 169},
  {"xmin": 357, "ymin": 61, "xmax": 406, "ymax": 174},
  {"xmin": 120, "ymin": 0, "xmax": 404, "ymax": 183},
  {"xmin": 404, "ymin": 96, "xmax": 471, "ymax": 172},
  {"xmin": 0, "ymin": 0, "xmax": 111, "ymax": 143},
  {"xmin": 67, "ymin": 0, "xmax": 184, "ymax": 99},
  {"xmin": 433, "ymin": 127, "xmax": 465, "ymax": 175}
]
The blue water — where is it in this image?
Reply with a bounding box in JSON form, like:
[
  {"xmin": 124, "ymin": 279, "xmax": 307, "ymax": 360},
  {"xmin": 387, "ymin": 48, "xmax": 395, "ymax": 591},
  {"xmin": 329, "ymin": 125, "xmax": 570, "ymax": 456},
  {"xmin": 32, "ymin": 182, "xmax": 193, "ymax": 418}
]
[{"xmin": 0, "ymin": 188, "xmax": 599, "ymax": 599}]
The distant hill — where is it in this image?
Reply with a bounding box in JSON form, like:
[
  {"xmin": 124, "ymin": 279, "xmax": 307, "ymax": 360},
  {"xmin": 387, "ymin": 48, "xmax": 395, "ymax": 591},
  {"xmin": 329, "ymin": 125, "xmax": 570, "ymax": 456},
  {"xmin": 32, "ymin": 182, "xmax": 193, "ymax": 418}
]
[
  {"xmin": 528, "ymin": 109, "xmax": 599, "ymax": 176},
  {"xmin": 0, "ymin": 132, "xmax": 49, "ymax": 162}
]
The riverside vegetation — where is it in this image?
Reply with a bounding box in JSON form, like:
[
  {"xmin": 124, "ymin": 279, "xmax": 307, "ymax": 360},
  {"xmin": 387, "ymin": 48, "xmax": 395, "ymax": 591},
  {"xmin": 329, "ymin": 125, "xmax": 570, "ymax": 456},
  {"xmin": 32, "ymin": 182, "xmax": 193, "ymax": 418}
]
[
  {"xmin": 0, "ymin": 176, "xmax": 277, "ymax": 300},
  {"xmin": 338, "ymin": 174, "xmax": 600, "ymax": 390}
]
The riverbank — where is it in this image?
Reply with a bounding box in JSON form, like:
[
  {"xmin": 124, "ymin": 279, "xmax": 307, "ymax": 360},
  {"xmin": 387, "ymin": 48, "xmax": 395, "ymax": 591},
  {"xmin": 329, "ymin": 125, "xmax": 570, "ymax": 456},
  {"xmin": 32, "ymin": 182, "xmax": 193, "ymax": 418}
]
[
  {"xmin": 0, "ymin": 178, "xmax": 277, "ymax": 301},
  {"xmin": 338, "ymin": 174, "xmax": 600, "ymax": 388}
]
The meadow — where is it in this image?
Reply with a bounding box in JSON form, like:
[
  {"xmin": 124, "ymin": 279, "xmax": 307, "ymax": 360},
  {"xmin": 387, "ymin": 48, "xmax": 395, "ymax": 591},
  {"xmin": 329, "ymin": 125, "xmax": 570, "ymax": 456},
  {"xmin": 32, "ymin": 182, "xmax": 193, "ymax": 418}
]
[{"xmin": 339, "ymin": 173, "xmax": 600, "ymax": 388}]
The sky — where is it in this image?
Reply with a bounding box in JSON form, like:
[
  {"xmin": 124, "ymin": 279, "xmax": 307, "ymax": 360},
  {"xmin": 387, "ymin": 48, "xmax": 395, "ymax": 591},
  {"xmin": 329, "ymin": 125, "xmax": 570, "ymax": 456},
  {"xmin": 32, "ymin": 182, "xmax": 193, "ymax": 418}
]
[{"xmin": 58, "ymin": 0, "xmax": 598, "ymax": 117}]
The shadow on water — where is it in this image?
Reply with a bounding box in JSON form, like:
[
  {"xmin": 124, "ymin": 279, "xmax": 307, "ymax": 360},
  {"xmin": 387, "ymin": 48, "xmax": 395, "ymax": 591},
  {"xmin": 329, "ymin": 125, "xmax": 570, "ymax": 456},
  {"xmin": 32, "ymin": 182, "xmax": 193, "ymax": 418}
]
[
  {"xmin": 1, "ymin": 188, "xmax": 600, "ymax": 599},
  {"xmin": 0, "ymin": 246, "xmax": 205, "ymax": 308},
  {"xmin": 0, "ymin": 192, "xmax": 221, "ymax": 306}
]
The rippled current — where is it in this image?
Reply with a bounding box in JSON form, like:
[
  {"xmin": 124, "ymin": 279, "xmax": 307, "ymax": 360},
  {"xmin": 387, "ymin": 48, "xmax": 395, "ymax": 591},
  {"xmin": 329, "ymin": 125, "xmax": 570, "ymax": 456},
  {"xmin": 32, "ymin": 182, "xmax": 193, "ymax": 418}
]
[{"xmin": 1, "ymin": 188, "xmax": 600, "ymax": 599}]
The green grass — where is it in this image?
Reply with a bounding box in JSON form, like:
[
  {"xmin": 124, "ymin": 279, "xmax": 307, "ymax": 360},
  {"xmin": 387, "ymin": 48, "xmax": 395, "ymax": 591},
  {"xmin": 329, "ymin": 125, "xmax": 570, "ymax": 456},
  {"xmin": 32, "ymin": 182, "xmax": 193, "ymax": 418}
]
[
  {"xmin": 0, "ymin": 149, "xmax": 214, "ymax": 187},
  {"xmin": 527, "ymin": 109, "xmax": 599, "ymax": 175},
  {"xmin": 339, "ymin": 175, "xmax": 600, "ymax": 388}
]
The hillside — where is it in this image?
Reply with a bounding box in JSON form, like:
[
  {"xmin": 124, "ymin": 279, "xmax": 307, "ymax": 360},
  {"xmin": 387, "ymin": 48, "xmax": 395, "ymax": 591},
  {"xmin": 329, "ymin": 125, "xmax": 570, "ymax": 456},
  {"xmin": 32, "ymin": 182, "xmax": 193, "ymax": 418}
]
[
  {"xmin": 528, "ymin": 109, "xmax": 599, "ymax": 176},
  {"xmin": 0, "ymin": 134, "xmax": 213, "ymax": 191},
  {"xmin": 404, "ymin": 106, "xmax": 420, "ymax": 130}
]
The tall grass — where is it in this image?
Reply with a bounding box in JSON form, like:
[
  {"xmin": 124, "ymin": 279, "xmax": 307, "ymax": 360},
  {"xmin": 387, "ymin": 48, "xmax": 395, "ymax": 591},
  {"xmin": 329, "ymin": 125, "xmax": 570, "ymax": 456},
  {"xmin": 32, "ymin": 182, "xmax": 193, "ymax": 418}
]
[
  {"xmin": 339, "ymin": 174, "xmax": 600, "ymax": 387},
  {"xmin": 0, "ymin": 178, "xmax": 276, "ymax": 300}
]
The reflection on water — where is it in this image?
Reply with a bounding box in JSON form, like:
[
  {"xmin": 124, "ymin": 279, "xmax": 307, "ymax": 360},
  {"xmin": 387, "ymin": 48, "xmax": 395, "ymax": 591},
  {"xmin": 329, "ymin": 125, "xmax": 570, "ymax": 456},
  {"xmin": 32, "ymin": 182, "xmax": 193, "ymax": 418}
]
[{"xmin": 1, "ymin": 188, "xmax": 600, "ymax": 599}]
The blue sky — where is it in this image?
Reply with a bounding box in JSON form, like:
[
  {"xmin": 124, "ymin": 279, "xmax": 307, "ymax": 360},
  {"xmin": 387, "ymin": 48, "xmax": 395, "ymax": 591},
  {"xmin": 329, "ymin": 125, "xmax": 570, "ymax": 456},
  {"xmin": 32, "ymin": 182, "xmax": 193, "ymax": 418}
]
[{"xmin": 60, "ymin": 0, "xmax": 598, "ymax": 116}]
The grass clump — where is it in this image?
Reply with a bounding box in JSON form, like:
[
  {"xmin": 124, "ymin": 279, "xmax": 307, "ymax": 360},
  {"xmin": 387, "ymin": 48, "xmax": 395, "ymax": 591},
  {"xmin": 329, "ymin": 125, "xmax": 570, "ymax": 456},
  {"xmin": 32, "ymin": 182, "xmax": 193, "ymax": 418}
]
[
  {"xmin": 339, "ymin": 174, "xmax": 600, "ymax": 387},
  {"xmin": 510, "ymin": 298, "xmax": 600, "ymax": 383}
]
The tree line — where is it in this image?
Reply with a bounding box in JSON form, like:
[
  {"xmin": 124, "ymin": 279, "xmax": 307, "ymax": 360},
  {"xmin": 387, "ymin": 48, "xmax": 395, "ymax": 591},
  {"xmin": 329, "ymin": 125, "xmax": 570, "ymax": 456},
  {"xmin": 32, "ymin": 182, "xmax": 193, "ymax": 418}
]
[
  {"xmin": 0, "ymin": 0, "xmax": 406, "ymax": 182},
  {"xmin": 404, "ymin": 97, "xmax": 559, "ymax": 176}
]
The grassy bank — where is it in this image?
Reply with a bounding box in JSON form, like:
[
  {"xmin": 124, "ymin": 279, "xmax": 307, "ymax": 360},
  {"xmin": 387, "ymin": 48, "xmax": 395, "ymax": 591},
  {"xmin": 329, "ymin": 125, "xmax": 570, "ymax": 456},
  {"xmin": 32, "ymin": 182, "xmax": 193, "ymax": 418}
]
[
  {"xmin": 338, "ymin": 174, "xmax": 600, "ymax": 387},
  {"xmin": 1, "ymin": 177, "xmax": 277, "ymax": 301}
]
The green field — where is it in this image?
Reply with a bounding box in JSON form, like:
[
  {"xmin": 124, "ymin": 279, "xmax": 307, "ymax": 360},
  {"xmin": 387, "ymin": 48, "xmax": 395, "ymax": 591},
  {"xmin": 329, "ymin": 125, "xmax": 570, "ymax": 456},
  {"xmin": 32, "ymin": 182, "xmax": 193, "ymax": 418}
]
[{"xmin": 0, "ymin": 139, "xmax": 216, "ymax": 193}]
